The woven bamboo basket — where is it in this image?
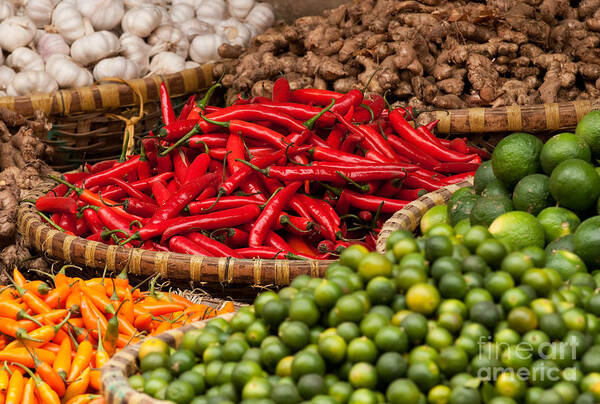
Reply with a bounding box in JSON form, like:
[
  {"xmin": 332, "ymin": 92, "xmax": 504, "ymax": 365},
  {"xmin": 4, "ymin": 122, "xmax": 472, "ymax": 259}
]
[
  {"xmin": 376, "ymin": 179, "xmax": 475, "ymax": 253},
  {"xmin": 101, "ymin": 312, "xmax": 235, "ymax": 404}
]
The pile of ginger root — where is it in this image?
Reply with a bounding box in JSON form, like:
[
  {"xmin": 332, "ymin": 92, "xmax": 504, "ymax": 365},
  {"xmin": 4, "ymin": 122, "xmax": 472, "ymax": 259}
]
[
  {"xmin": 215, "ymin": 0, "xmax": 600, "ymax": 109},
  {"xmin": 0, "ymin": 109, "xmax": 56, "ymax": 279}
]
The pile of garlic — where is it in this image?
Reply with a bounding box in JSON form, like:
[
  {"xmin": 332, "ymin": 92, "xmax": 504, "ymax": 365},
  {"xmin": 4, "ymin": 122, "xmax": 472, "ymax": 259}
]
[{"xmin": 0, "ymin": 0, "xmax": 275, "ymax": 96}]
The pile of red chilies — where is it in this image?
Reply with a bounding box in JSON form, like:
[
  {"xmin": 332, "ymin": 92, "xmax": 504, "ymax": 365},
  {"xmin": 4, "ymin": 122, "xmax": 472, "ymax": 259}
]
[{"xmin": 34, "ymin": 79, "xmax": 487, "ymax": 259}]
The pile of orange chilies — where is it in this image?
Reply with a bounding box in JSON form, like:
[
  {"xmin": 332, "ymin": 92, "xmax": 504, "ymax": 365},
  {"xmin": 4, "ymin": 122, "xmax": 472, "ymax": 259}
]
[{"xmin": 0, "ymin": 267, "xmax": 234, "ymax": 404}]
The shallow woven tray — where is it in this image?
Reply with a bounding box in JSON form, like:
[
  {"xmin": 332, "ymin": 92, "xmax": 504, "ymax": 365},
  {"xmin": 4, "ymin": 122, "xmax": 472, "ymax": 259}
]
[
  {"xmin": 18, "ymin": 179, "xmax": 332, "ymax": 286},
  {"xmin": 101, "ymin": 312, "xmax": 235, "ymax": 404},
  {"xmin": 376, "ymin": 178, "xmax": 475, "ymax": 253}
]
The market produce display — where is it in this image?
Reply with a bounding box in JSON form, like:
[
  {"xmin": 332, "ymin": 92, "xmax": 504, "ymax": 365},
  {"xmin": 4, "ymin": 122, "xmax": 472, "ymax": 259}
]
[
  {"xmin": 0, "ymin": 0, "xmax": 276, "ymax": 96},
  {"xmin": 216, "ymin": 0, "xmax": 600, "ymax": 108},
  {"xmin": 0, "ymin": 266, "xmax": 234, "ymax": 403},
  {"xmin": 124, "ymin": 225, "xmax": 600, "ymax": 404},
  {"xmin": 32, "ymin": 82, "xmax": 485, "ymax": 258}
]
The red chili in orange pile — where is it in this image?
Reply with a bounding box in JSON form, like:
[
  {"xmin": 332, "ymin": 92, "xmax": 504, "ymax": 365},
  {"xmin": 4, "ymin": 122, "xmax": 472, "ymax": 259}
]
[
  {"xmin": 0, "ymin": 267, "xmax": 234, "ymax": 404},
  {"xmin": 35, "ymin": 80, "xmax": 486, "ymax": 258}
]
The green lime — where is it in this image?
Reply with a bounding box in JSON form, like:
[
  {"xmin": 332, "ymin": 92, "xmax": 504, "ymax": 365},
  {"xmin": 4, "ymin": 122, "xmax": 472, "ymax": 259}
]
[
  {"xmin": 501, "ymin": 344, "xmax": 533, "ymax": 369},
  {"xmin": 428, "ymin": 385, "xmax": 452, "ymax": 404},
  {"xmin": 575, "ymin": 110, "xmax": 600, "ymax": 158},
  {"xmin": 407, "ymin": 360, "xmax": 440, "ymax": 391},
  {"xmin": 501, "ymin": 287, "xmax": 531, "ymax": 310},
  {"xmin": 374, "ymin": 325, "xmax": 408, "ymax": 353},
  {"xmin": 470, "ymin": 196, "xmax": 513, "ymax": 227},
  {"xmin": 297, "ymin": 374, "xmax": 327, "ymax": 399},
  {"xmin": 246, "ymin": 320, "xmax": 269, "ymax": 347},
  {"xmin": 541, "ymin": 132, "xmax": 591, "ymax": 174},
  {"xmin": 318, "ymin": 334, "xmax": 346, "ymax": 364},
  {"xmin": 348, "ymin": 362, "xmax": 377, "ymax": 389},
  {"xmin": 254, "ymin": 291, "xmax": 279, "ymax": 318},
  {"xmin": 262, "ymin": 299, "xmax": 289, "ymax": 328},
  {"xmin": 144, "ymin": 378, "xmax": 168, "ymax": 398},
  {"xmin": 474, "ymin": 161, "xmax": 497, "ymax": 194},
  {"xmin": 166, "ymin": 380, "xmax": 195, "ymax": 404},
  {"xmin": 339, "ymin": 244, "xmax": 369, "ymax": 270},
  {"xmin": 469, "ymin": 301, "xmax": 501, "ymax": 330},
  {"xmin": 400, "ymin": 252, "xmax": 427, "ymax": 270},
  {"xmin": 553, "ymin": 381, "xmax": 579, "ymax": 404},
  {"xmin": 279, "ymin": 321, "xmax": 310, "ymax": 352},
  {"xmin": 484, "ymin": 271, "xmax": 514, "ymax": 299},
  {"xmin": 574, "ymin": 216, "xmax": 600, "ymax": 267},
  {"xmin": 393, "ymin": 238, "xmax": 420, "ymax": 260},
  {"xmin": 406, "ymin": 282, "xmax": 441, "ymax": 315},
  {"xmin": 402, "ymin": 313, "xmax": 429, "ymax": 344},
  {"xmin": 291, "ymin": 350, "xmax": 326, "ymax": 379},
  {"xmin": 261, "ymin": 340, "xmax": 291, "ymax": 372},
  {"xmin": 348, "ymin": 388, "xmax": 378, "ymax": 404},
  {"xmin": 313, "ymin": 280, "xmax": 342, "ymax": 309},
  {"xmin": 428, "ymin": 223, "xmax": 455, "ymax": 237},
  {"xmin": 482, "ymin": 180, "xmax": 511, "ymax": 200},
  {"xmin": 455, "ymin": 218, "xmax": 472, "ymax": 238},
  {"xmin": 328, "ymin": 381, "xmax": 353, "ymax": 403},
  {"xmin": 507, "ymin": 307, "xmax": 538, "ymax": 333},
  {"xmin": 492, "ymin": 132, "xmax": 543, "ymax": 188},
  {"xmin": 539, "ymin": 313, "xmax": 568, "ymax": 339},
  {"xmin": 500, "ymin": 252, "xmax": 534, "ymax": 280},
  {"xmin": 396, "ymin": 267, "xmax": 428, "ymax": 292},
  {"xmin": 221, "ymin": 339, "xmax": 249, "ymax": 362},
  {"xmin": 464, "ymin": 288, "xmax": 493, "ymax": 311},
  {"xmin": 347, "ymin": 337, "xmax": 378, "ymax": 363},
  {"xmin": 439, "ymin": 272, "xmax": 467, "ymax": 299},
  {"xmin": 438, "ymin": 299, "xmax": 467, "ymax": 317},
  {"xmin": 421, "ymin": 205, "xmax": 449, "ymax": 234},
  {"xmin": 139, "ymin": 338, "xmax": 170, "ymax": 362},
  {"xmin": 179, "ymin": 371, "xmax": 206, "ymax": 395},
  {"xmin": 289, "ymin": 298, "xmax": 320, "ymax": 327},
  {"xmin": 494, "ymin": 328, "xmax": 520, "ymax": 345},
  {"xmin": 360, "ymin": 312, "xmax": 388, "ymax": 339},
  {"xmin": 386, "ymin": 230, "xmax": 413, "ymax": 252},
  {"xmin": 449, "ymin": 193, "xmax": 481, "ymax": 226},
  {"xmin": 366, "ymin": 276, "xmax": 396, "ymax": 305},
  {"xmin": 140, "ymin": 352, "xmax": 169, "ymax": 373},
  {"xmin": 438, "ymin": 312, "xmax": 464, "ymax": 334},
  {"xmin": 489, "ymin": 211, "xmax": 545, "ymax": 250},
  {"xmin": 537, "ymin": 207, "xmax": 581, "ymax": 243},
  {"xmin": 522, "ymin": 246, "xmax": 546, "ymax": 267},
  {"xmin": 358, "ymin": 252, "xmax": 392, "ymax": 281},
  {"xmin": 425, "ymin": 326, "xmax": 453, "ymax": 350},
  {"xmin": 550, "ymin": 159, "xmax": 600, "ymax": 211},
  {"xmin": 495, "ymin": 371, "xmax": 526, "ymax": 399},
  {"xmin": 462, "ymin": 255, "xmax": 490, "ymax": 276},
  {"xmin": 463, "ymin": 226, "xmax": 491, "ymax": 252},
  {"xmin": 522, "ymin": 329, "xmax": 550, "ymax": 356},
  {"xmin": 271, "ymin": 382, "xmax": 302, "ymax": 404},
  {"xmin": 449, "ymin": 386, "xmax": 482, "ymax": 404},
  {"xmin": 377, "ymin": 352, "xmax": 408, "ymax": 383},
  {"xmin": 336, "ymin": 322, "xmax": 361, "ymax": 343},
  {"xmin": 129, "ymin": 374, "xmax": 145, "ymax": 392},
  {"xmin": 546, "ymin": 250, "xmax": 587, "ymax": 280},
  {"xmin": 230, "ymin": 310, "xmax": 256, "ymax": 334},
  {"xmin": 438, "ymin": 346, "xmax": 469, "ymax": 376},
  {"xmin": 242, "ymin": 377, "xmax": 272, "ymax": 399},
  {"xmin": 335, "ymin": 295, "xmax": 365, "ymax": 323},
  {"xmin": 562, "ymin": 307, "xmax": 587, "ymax": 331},
  {"xmin": 512, "ymin": 174, "xmax": 554, "ymax": 215},
  {"xmin": 426, "ymin": 235, "xmax": 454, "ymax": 261}
]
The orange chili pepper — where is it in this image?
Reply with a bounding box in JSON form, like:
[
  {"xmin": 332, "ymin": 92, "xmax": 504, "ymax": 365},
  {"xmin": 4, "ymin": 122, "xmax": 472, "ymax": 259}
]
[
  {"xmin": 12, "ymin": 268, "xmax": 26, "ymax": 289},
  {"xmin": 40, "ymin": 342, "xmax": 61, "ymax": 354},
  {"xmin": 116, "ymin": 333, "xmax": 139, "ymax": 348},
  {"xmin": 4, "ymin": 370, "xmax": 23, "ymax": 404},
  {"xmin": 0, "ymin": 368, "xmax": 8, "ymax": 390},
  {"xmin": 53, "ymin": 269, "xmax": 71, "ymax": 289},
  {"xmin": 35, "ymin": 360, "xmax": 65, "ymax": 397},
  {"xmin": 20, "ymin": 290, "xmax": 52, "ymax": 315},
  {"xmin": 43, "ymin": 283, "xmax": 71, "ymax": 310},
  {"xmin": 90, "ymin": 326, "xmax": 109, "ymax": 391},
  {"xmin": 80, "ymin": 295, "xmax": 107, "ymax": 335},
  {"xmin": 218, "ymin": 301, "xmax": 236, "ymax": 315},
  {"xmin": 23, "ymin": 281, "xmax": 50, "ymax": 298},
  {"xmin": 0, "ymin": 391, "xmax": 5, "ymax": 404},
  {"xmin": 53, "ymin": 338, "xmax": 71, "ymax": 381},
  {"xmin": 137, "ymin": 300, "xmax": 185, "ymax": 316},
  {"xmin": 66, "ymin": 394, "xmax": 101, "ymax": 404},
  {"xmin": 22, "ymin": 377, "xmax": 37, "ymax": 404},
  {"xmin": 81, "ymin": 286, "xmax": 115, "ymax": 315},
  {"xmin": 89, "ymin": 396, "xmax": 106, "ymax": 404},
  {"xmin": 0, "ymin": 318, "xmax": 44, "ymax": 342},
  {"xmin": 68, "ymin": 318, "xmax": 84, "ymax": 329},
  {"xmin": 0, "ymin": 348, "xmax": 55, "ymax": 368},
  {"xmin": 0, "ymin": 301, "xmax": 43, "ymax": 325},
  {"xmin": 153, "ymin": 321, "xmax": 172, "ymax": 334},
  {"xmin": 33, "ymin": 309, "xmax": 70, "ymax": 324},
  {"xmin": 133, "ymin": 313, "xmax": 152, "ymax": 331},
  {"xmin": 65, "ymin": 286, "xmax": 82, "ymax": 314},
  {"xmin": 63, "ymin": 367, "xmax": 90, "ymax": 403},
  {"xmin": 4, "ymin": 313, "xmax": 71, "ymax": 349},
  {"xmin": 67, "ymin": 340, "xmax": 92, "ymax": 382},
  {"xmin": 34, "ymin": 378, "xmax": 60, "ymax": 404}
]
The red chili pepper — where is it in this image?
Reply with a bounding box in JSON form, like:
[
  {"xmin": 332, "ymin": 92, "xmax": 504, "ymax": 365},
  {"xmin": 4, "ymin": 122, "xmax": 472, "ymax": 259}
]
[
  {"xmin": 396, "ymin": 188, "xmax": 428, "ymax": 200},
  {"xmin": 442, "ymin": 172, "xmax": 477, "ymax": 184},
  {"xmin": 387, "ymin": 134, "xmax": 440, "ymax": 170},
  {"xmin": 252, "ymin": 101, "xmax": 336, "ymax": 128},
  {"xmin": 75, "ymin": 216, "xmax": 89, "ymax": 236},
  {"xmin": 415, "ymin": 124, "xmax": 443, "ymax": 145},
  {"xmin": 235, "ymin": 246, "xmax": 304, "ymax": 260},
  {"xmin": 82, "ymin": 208, "xmax": 104, "ymax": 234},
  {"xmin": 389, "ymin": 109, "xmax": 477, "ymax": 162},
  {"xmin": 275, "ymin": 213, "xmax": 314, "ymax": 235},
  {"xmin": 209, "ymin": 147, "xmax": 274, "ymax": 161},
  {"xmin": 123, "ymin": 198, "xmax": 158, "ymax": 217},
  {"xmin": 330, "ymin": 89, "xmax": 363, "ymax": 116},
  {"xmin": 202, "ymin": 117, "xmax": 294, "ymax": 150},
  {"xmin": 340, "ymin": 133, "xmax": 362, "ymax": 154},
  {"xmin": 137, "ymin": 143, "xmax": 152, "ymax": 180},
  {"xmin": 83, "ymin": 156, "xmax": 141, "ymax": 189},
  {"xmin": 58, "ymin": 213, "xmax": 77, "ymax": 234},
  {"xmin": 173, "ymin": 148, "xmax": 189, "ymax": 184},
  {"xmin": 272, "ymin": 77, "xmax": 291, "ymax": 102},
  {"xmin": 354, "ymin": 94, "xmax": 385, "ymax": 123},
  {"xmin": 186, "ymin": 232, "xmax": 242, "ymax": 258},
  {"xmin": 156, "ymin": 150, "xmax": 173, "ymax": 174},
  {"xmin": 310, "ymin": 146, "xmax": 378, "ymax": 165},
  {"xmin": 185, "ymin": 134, "xmax": 228, "ymax": 149},
  {"xmin": 403, "ymin": 171, "xmax": 445, "ymax": 191},
  {"xmin": 249, "ymin": 181, "xmax": 302, "ymax": 247},
  {"xmin": 160, "ymin": 82, "xmax": 175, "ymax": 126},
  {"xmin": 87, "ymin": 160, "xmax": 117, "ymax": 174},
  {"xmin": 196, "ymin": 186, "xmax": 216, "ymax": 201},
  {"xmin": 434, "ymin": 162, "xmax": 481, "ymax": 174},
  {"xmin": 364, "ymin": 149, "xmax": 394, "ymax": 163},
  {"xmin": 226, "ymin": 133, "xmax": 246, "ymax": 173},
  {"xmin": 35, "ymin": 197, "xmax": 78, "ymax": 215},
  {"xmin": 168, "ymin": 236, "xmax": 211, "ymax": 256},
  {"xmin": 141, "ymin": 180, "xmax": 168, "ymax": 207},
  {"xmin": 326, "ymin": 125, "xmax": 345, "ymax": 149},
  {"xmin": 177, "ymin": 94, "xmax": 197, "ymax": 121},
  {"xmin": 295, "ymin": 194, "xmax": 339, "ymax": 241},
  {"xmin": 310, "ymin": 133, "xmax": 331, "ymax": 149},
  {"xmin": 146, "ymin": 172, "xmax": 218, "ymax": 225},
  {"xmin": 290, "ymin": 88, "xmax": 344, "ymax": 105},
  {"xmin": 211, "ymin": 228, "xmax": 248, "ymax": 247},
  {"xmin": 265, "ymin": 231, "xmax": 300, "ymax": 254},
  {"xmin": 84, "ymin": 206, "xmax": 131, "ymax": 235},
  {"xmin": 142, "ymin": 137, "xmax": 159, "ymax": 167},
  {"xmin": 110, "ymin": 178, "xmax": 154, "ymax": 205},
  {"xmin": 188, "ymin": 196, "xmax": 262, "ymax": 214}
]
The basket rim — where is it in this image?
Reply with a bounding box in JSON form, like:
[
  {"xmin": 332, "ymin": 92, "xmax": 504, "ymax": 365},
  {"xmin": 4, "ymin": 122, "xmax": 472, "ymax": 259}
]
[
  {"xmin": 0, "ymin": 64, "xmax": 215, "ymax": 118},
  {"xmin": 18, "ymin": 179, "xmax": 333, "ymax": 286},
  {"xmin": 101, "ymin": 312, "xmax": 235, "ymax": 404},
  {"xmin": 376, "ymin": 178, "xmax": 474, "ymax": 253}
]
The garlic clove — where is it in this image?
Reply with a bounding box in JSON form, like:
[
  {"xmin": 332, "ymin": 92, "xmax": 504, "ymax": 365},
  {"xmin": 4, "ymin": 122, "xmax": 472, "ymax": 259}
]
[
  {"xmin": 189, "ymin": 32, "xmax": 225, "ymax": 64},
  {"xmin": 149, "ymin": 51, "xmax": 186, "ymax": 75},
  {"xmin": 169, "ymin": 2, "xmax": 194, "ymax": 24},
  {"xmin": 36, "ymin": 32, "xmax": 70, "ymax": 61},
  {"xmin": 245, "ymin": 2, "xmax": 275, "ymax": 34},
  {"xmin": 228, "ymin": 0, "xmax": 254, "ymax": 19},
  {"xmin": 7, "ymin": 70, "xmax": 58, "ymax": 96},
  {"xmin": 46, "ymin": 54, "xmax": 93, "ymax": 88},
  {"xmin": 0, "ymin": 16, "xmax": 36, "ymax": 52},
  {"xmin": 76, "ymin": 0, "xmax": 124, "ymax": 31},
  {"xmin": 195, "ymin": 0, "xmax": 226, "ymax": 23},
  {"xmin": 148, "ymin": 25, "xmax": 189, "ymax": 59},
  {"xmin": 121, "ymin": 4, "xmax": 162, "ymax": 38},
  {"xmin": 0, "ymin": 0, "xmax": 15, "ymax": 21},
  {"xmin": 0, "ymin": 66, "xmax": 15, "ymax": 91},
  {"xmin": 93, "ymin": 56, "xmax": 140, "ymax": 80},
  {"xmin": 25, "ymin": 0, "xmax": 54, "ymax": 28},
  {"xmin": 71, "ymin": 30, "xmax": 120, "ymax": 66},
  {"xmin": 180, "ymin": 18, "xmax": 213, "ymax": 41},
  {"xmin": 216, "ymin": 17, "xmax": 252, "ymax": 47},
  {"xmin": 7, "ymin": 47, "xmax": 45, "ymax": 72}
]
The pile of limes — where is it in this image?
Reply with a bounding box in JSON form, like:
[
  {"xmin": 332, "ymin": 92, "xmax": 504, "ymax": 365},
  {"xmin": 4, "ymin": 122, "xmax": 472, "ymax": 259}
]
[
  {"xmin": 441, "ymin": 110, "xmax": 600, "ymax": 268},
  {"xmin": 129, "ymin": 227, "xmax": 600, "ymax": 404}
]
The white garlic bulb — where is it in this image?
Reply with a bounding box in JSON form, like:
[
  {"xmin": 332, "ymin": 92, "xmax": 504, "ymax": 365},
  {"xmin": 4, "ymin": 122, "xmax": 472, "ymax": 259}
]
[
  {"xmin": 36, "ymin": 32, "xmax": 70, "ymax": 61},
  {"xmin": 189, "ymin": 33, "xmax": 225, "ymax": 63},
  {"xmin": 245, "ymin": 2, "xmax": 275, "ymax": 33},
  {"xmin": 155, "ymin": 5, "xmax": 171, "ymax": 25},
  {"xmin": 148, "ymin": 25, "xmax": 189, "ymax": 58},
  {"xmin": 184, "ymin": 60, "xmax": 200, "ymax": 69},
  {"xmin": 172, "ymin": 0, "xmax": 194, "ymax": 6},
  {"xmin": 71, "ymin": 30, "xmax": 119, "ymax": 65},
  {"xmin": 76, "ymin": 0, "xmax": 124, "ymax": 30},
  {"xmin": 195, "ymin": 0, "xmax": 226, "ymax": 25},
  {"xmin": 228, "ymin": 0, "xmax": 254, "ymax": 19},
  {"xmin": 0, "ymin": 1, "xmax": 15, "ymax": 21},
  {"xmin": 216, "ymin": 18, "xmax": 251, "ymax": 46},
  {"xmin": 25, "ymin": 0, "xmax": 54, "ymax": 28},
  {"xmin": 169, "ymin": 2, "xmax": 193, "ymax": 23},
  {"xmin": 119, "ymin": 32, "xmax": 162, "ymax": 75},
  {"xmin": 93, "ymin": 56, "xmax": 139, "ymax": 80},
  {"xmin": 0, "ymin": 16, "xmax": 36, "ymax": 52},
  {"xmin": 51, "ymin": 2, "xmax": 93, "ymax": 44},
  {"xmin": 7, "ymin": 47, "xmax": 45, "ymax": 71},
  {"xmin": 180, "ymin": 18, "xmax": 212, "ymax": 41},
  {"xmin": 121, "ymin": 5, "xmax": 162, "ymax": 38},
  {"xmin": 123, "ymin": 0, "xmax": 142, "ymax": 8},
  {"xmin": 0, "ymin": 66, "xmax": 15, "ymax": 91},
  {"xmin": 149, "ymin": 51, "xmax": 185, "ymax": 74},
  {"xmin": 46, "ymin": 54, "xmax": 93, "ymax": 88},
  {"xmin": 7, "ymin": 70, "xmax": 58, "ymax": 96}
]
